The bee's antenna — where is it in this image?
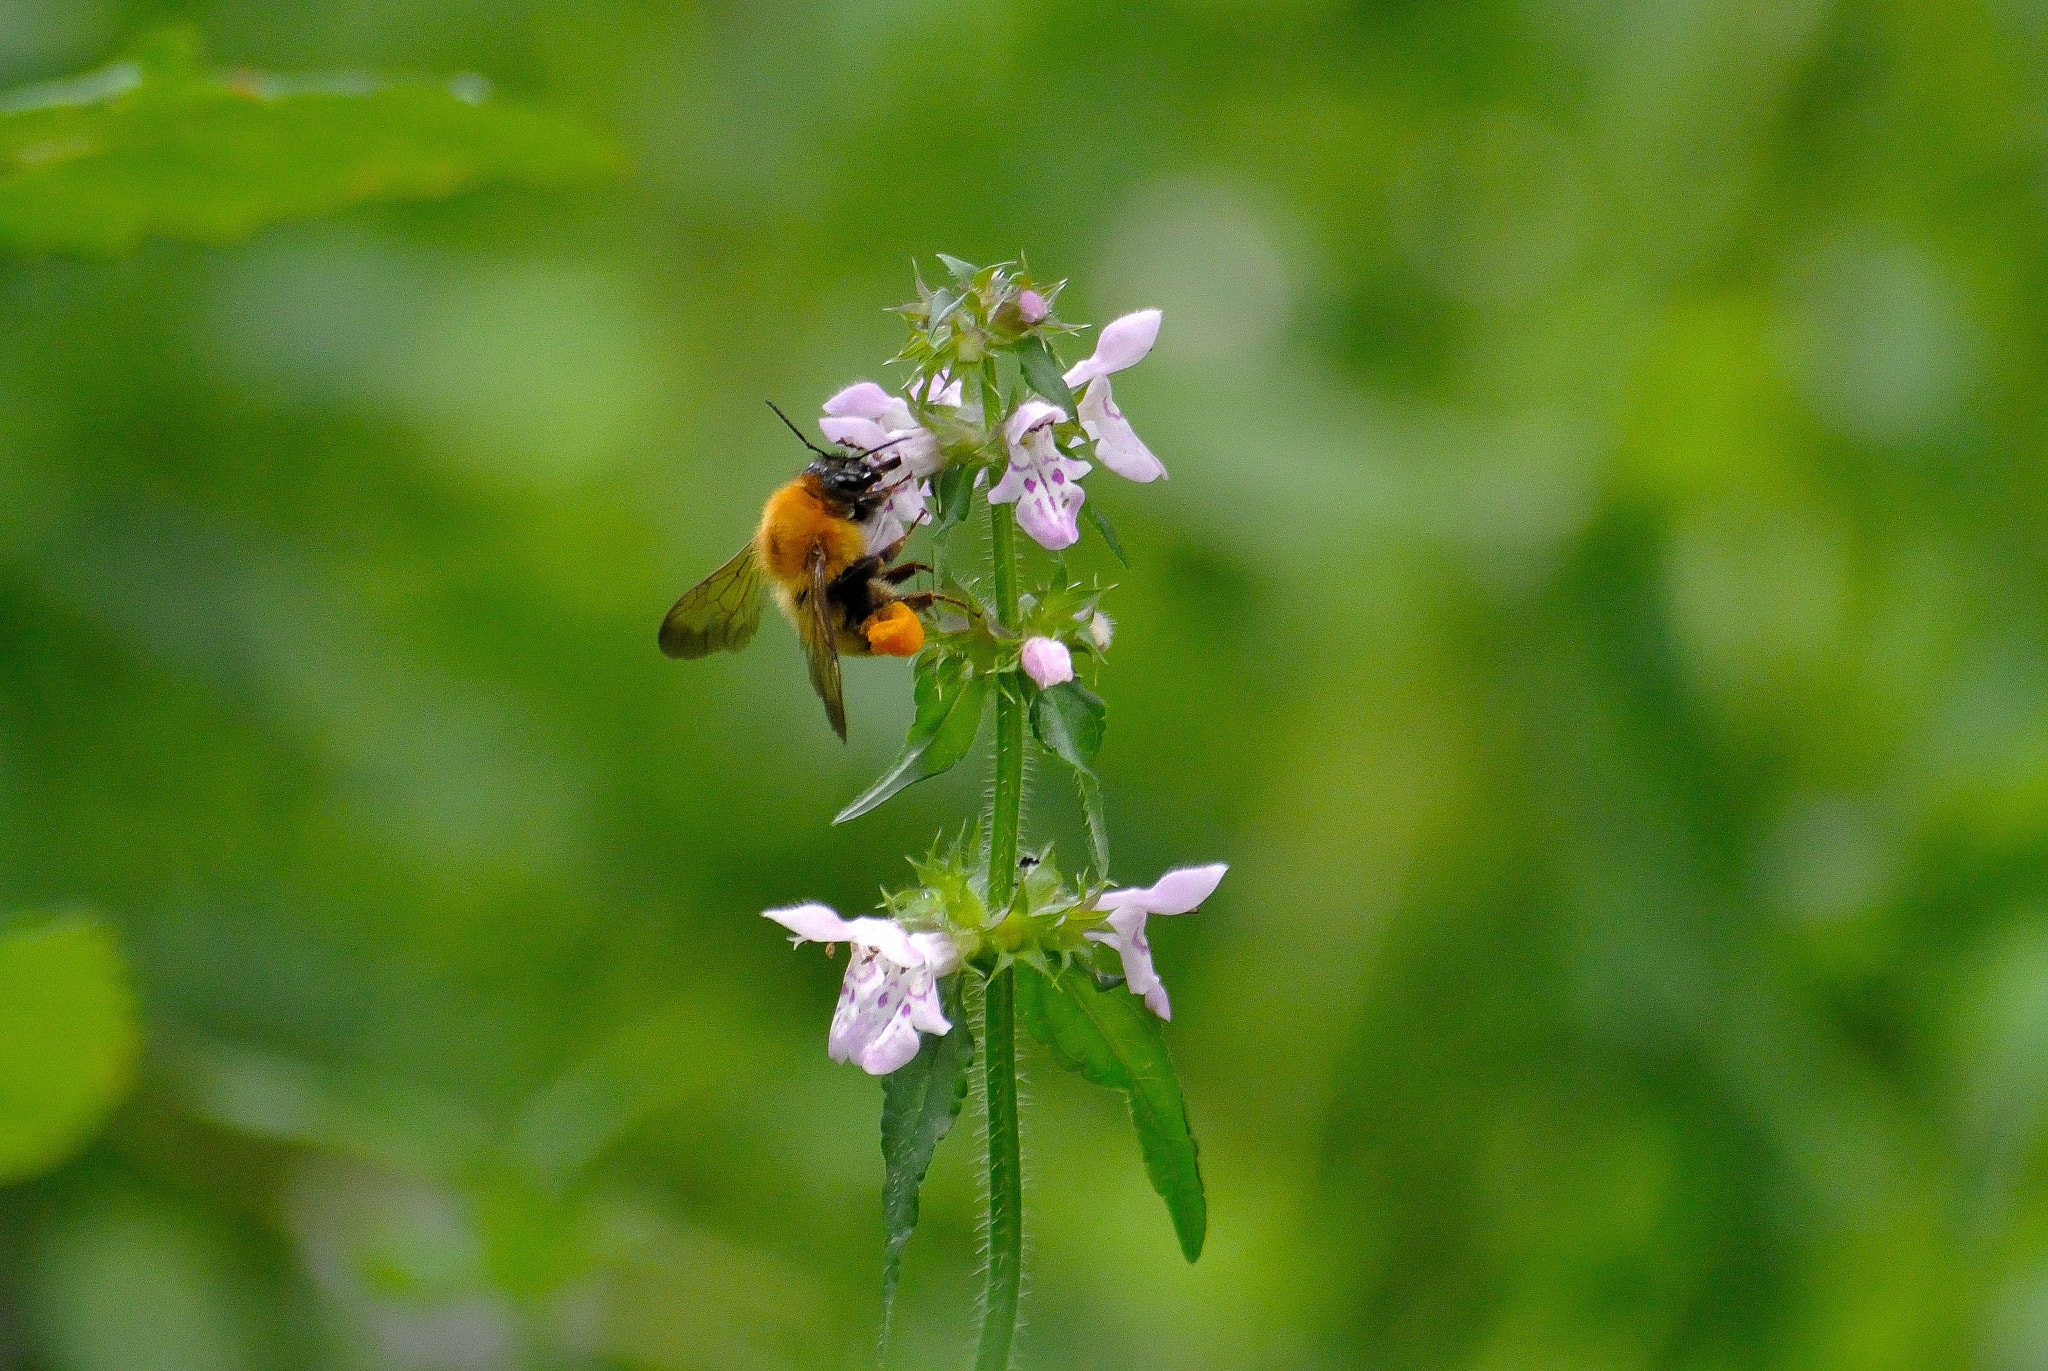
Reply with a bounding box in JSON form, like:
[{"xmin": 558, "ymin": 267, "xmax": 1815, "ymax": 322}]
[{"xmin": 766, "ymin": 400, "xmax": 835, "ymax": 460}]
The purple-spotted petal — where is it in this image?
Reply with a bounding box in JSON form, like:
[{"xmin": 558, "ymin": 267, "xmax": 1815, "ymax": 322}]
[
  {"xmin": 991, "ymin": 403, "xmax": 1089, "ymax": 551},
  {"xmin": 1077, "ymin": 376, "xmax": 1166, "ymax": 483},
  {"xmin": 829, "ymin": 948, "xmax": 927, "ymax": 1074},
  {"xmin": 1063, "ymin": 308, "xmax": 1161, "ymax": 387}
]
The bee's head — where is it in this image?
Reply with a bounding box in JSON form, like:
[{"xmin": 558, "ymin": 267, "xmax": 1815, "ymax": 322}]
[
  {"xmin": 766, "ymin": 399, "xmax": 908, "ymax": 507},
  {"xmin": 806, "ymin": 446, "xmax": 897, "ymax": 502}
]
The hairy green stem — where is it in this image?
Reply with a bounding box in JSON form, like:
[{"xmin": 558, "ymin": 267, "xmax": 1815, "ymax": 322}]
[
  {"xmin": 976, "ymin": 356, "xmax": 1026, "ymax": 1369},
  {"xmin": 975, "ymin": 966, "xmax": 1023, "ymax": 1371}
]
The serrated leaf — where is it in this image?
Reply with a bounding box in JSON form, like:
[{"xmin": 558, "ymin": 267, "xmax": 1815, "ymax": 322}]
[
  {"xmin": 0, "ymin": 913, "xmax": 140, "ymax": 1182},
  {"xmin": 1016, "ymin": 966, "xmax": 1205, "ymax": 1261},
  {"xmin": 878, "ymin": 976, "xmax": 974, "ymax": 1347},
  {"xmin": 0, "ymin": 27, "xmax": 620, "ymax": 258},
  {"xmin": 1085, "ymin": 501, "xmax": 1130, "ymax": 566},
  {"xmin": 1072, "ymin": 767, "xmax": 1112, "ymax": 877},
  {"xmin": 1030, "ymin": 681, "xmax": 1105, "ymax": 767},
  {"xmin": 1017, "ymin": 334, "xmax": 1080, "ymax": 418},
  {"xmin": 1031, "ymin": 683, "xmax": 1110, "ymax": 875},
  {"xmin": 935, "ymin": 252, "xmax": 978, "ymax": 283},
  {"xmin": 835, "ymin": 655, "xmax": 990, "ymax": 823}
]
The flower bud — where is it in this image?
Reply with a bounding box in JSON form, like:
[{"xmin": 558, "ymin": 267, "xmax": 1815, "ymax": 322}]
[
  {"xmin": 1083, "ymin": 611, "xmax": 1113, "ymax": 651},
  {"xmin": 1021, "ymin": 636, "xmax": 1074, "ymax": 688},
  {"xmin": 1017, "ymin": 288, "xmax": 1048, "ymax": 324}
]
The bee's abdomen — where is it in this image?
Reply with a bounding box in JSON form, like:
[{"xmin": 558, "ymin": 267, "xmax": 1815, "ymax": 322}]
[{"xmin": 756, "ymin": 478, "xmax": 863, "ymax": 588}]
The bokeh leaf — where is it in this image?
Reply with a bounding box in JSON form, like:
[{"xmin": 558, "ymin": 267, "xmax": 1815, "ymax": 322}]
[
  {"xmin": 0, "ymin": 914, "xmax": 141, "ymax": 1182},
  {"xmin": 878, "ymin": 976, "xmax": 974, "ymax": 1347},
  {"xmin": 0, "ymin": 26, "xmax": 619, "ymax": 258},
  {"xmin": 835, "ymin": 654, "xmax": 990, "ymax": 823},
  {"xmin": 928, "ymin": 461, "xmax": 976, "ymax": 545},
  {"xmin": 1016, "ymin": 965, "xmax": 1204, "ymax": 1261},
  {"xmin": 1083, "ymin": 502, "xmax": 1129, "ymax": 567}
]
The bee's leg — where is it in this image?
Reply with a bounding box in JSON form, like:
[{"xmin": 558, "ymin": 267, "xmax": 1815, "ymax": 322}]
[
  {"xmin": 882, "ymin": 560, "xmax": 932, "ymax": 585},
  {"xmin": 896, "ymin": 591, "xmax": 974, "ymax": 613}
]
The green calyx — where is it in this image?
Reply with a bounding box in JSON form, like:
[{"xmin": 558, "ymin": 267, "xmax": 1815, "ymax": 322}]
[
  {"xmin": 881, "ymin": 838, "xmax": 1112, "ymax": 972},
  {"xmin": 891, "ymin": 254, "xmax": 1081, "ymax": 404}
]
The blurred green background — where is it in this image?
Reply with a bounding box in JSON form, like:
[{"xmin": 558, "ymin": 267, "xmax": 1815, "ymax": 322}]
[{"xmin": 3, "ymin": 0, "xmax": 2046, "ymax": 1367}]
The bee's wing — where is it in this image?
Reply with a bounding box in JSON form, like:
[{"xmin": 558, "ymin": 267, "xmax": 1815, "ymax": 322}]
[
  {"xmin": 659, "ymin": 543, "xmax": 768, "ymax": 659},
  {"xmin": 799, "ymin": 543, "xmax": 847, "ymax": 741}
]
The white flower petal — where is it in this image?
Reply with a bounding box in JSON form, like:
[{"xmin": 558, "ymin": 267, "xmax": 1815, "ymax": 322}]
[
  {"xmin": 829, "ymin": 949, "xmax": 937, "ymax": 1074},
  {"xmin": 856, "ymin": 1008, "xmax": 925, "ymax": 1074},
  {"xmin": 829, "ymin": 946, "xmax": 891, "ymax": 1060},
  {"xmin": 838, "ymin": 915, "xmax": 921, "ymax": 967},
  {"xmin": 907, "ymin": 971, "xmax": 952, "ymax": 1036},
  {"xmin": 912, "ymin": 372, "xmax": 964, "ymax": 407},
  {"xmin": 820, "ymin": 415, "xmax": 892, "ymax": 451},
  {"xmin": 907, "ymin": 931, "xmax": 962, "ymax": 976},
  {"xmin": 765, "ymin": 902, "xmax": 855, "ymax": 945},
  {"xmin": 822, "ymin": 381, "xmax": 894, "ymax": 420},
  {"xmin": 1063, "ymin": 308, "xmax": 1161, "ymax": 387},
  {"xmin": 1077, "ymin": 377, "xmax": 1166, "ymax": 483},
  {"xmin": 1004, "ymin": 398, "xmax": 1065, "ymax": 444},
  {"xmin": 1097, "ymin": 863, "xmax": 1227, "ymax": 917},
  {"xmin": 1086, "ymin": 910, "xmax": 1173, "ymax": 1020}
]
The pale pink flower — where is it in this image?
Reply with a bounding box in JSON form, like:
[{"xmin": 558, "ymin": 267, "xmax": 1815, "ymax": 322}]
[
  {"xmin": 1020, "ymin": 636, "xmax": 1074, "ymax": 688},
  {"xmin": 1062, "ymin": 309, "xmax": 1166, "ymax": 483},
  {"xmin": 988, "ymin": 399, "xmax": 1089, "ymax": 550},
  {"xmin": 818, "ymin": 376, "xmax": 961, "ymax": 548},
  {"xmin": 1084, "ymin": 863, "xmax": 1227, "ymax": 1020},
  {"xmin": 1017, "ymin": 288, "xmax": 1049, "ymax": 324},
  {"xmin": 765, "ymin": 903, "xmax": 961, "ymax": 1075}
]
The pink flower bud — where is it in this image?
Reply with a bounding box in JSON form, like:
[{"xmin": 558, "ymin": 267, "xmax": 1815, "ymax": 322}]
[
  {"xmin": 1017, "ymin": 288, "xmax": 1048, "ymax": 324},
  {"xmin": 1020, "ymin": 636, "xmax": 1073, "ymax": 689}
]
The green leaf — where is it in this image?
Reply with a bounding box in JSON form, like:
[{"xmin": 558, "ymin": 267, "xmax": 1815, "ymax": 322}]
[
  {"xmin": 1015, "ymin": 966, "xmax": 1205, "ymax": 1261},
  {"xmin": 878, "ymin": 976, "xmax": 975, "ymax": 1346},
  {"xmin": 835, "ymin": 655, "xmax": 991, "ymax": 823},
  {"xmin": 1031, "ymin": 682, "xmax": 1111, "ymax": 874},
  {"xmin": 1030, "ymin": 681, "xmax": 1105, "ymax": 767},
  {"xmin": 0, "ymin": 27, "xmax": 620, "ymax": 258},
  {"xmin": 1085, "ymin": 501, "xmax": 1131, "ymax": 567},
  {"xmin": 0, "ymin": 914, "xmax": 141, "ymax": 1182},
  {"xmin": 935, "ymin": 252, "xmax": 978, "ymax": 283},
  {"xmin": 1016, "ymin": 334, "xmax": 1081, "ymax": 418}
]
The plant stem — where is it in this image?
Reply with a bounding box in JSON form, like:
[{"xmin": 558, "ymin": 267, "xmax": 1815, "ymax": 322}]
[
  {"xmin": 976, "ymin": 966, "xmax": 1022, "ymax": 1371},
  {"xmin": 977, "ymin": 358, "xmax": 1026, "ymax": 1369}
]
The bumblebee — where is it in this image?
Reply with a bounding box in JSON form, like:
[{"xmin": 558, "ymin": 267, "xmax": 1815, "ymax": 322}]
[{"xmin": 659, "ymin": 405, "xmax": 938, "ymax": 740}]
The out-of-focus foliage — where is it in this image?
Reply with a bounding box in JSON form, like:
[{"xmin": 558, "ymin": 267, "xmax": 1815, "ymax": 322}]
[
  {"xmin": 5, "ymin": 0, "xmax": 2048, "ymax": 1369},
  {"xmin": 0, "ymin": 915, "xmax": 136, "ymax": 1182},
  {"xmin": 0, "ymin": 27, "xmax": 617, "ymax": 257}
]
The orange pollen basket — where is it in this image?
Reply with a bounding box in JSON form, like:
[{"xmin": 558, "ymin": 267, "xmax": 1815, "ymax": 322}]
[{"xmin": 863, "ymin": 602, "xmax": 924, "ymax": 656}]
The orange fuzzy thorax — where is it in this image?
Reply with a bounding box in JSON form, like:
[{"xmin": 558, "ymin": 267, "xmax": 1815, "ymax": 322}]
[
  {"xmin": 755, "ymin": 476, "xmax": 864, "ymax": 588},
  {"xmin": 863, "ymin": 601, "xmax": 924, "ymax": 656}
]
